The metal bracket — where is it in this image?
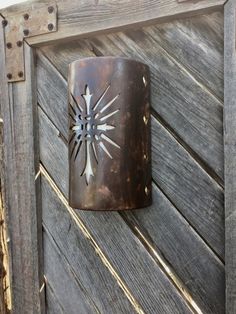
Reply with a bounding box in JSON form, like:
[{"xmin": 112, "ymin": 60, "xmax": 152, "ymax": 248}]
[{"xmin": 2, "ymin": 3, "xmax": 57, "ymax": 82}]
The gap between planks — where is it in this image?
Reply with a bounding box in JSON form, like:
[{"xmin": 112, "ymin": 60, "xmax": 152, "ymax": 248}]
[
  {"xmin": 145, "ymin": 36, "xmax": 224, "ymax": 106},
  {"xmin": 36, "ymin": 97, "xmax": 225, "ymax": 265},
  {"xmin": 119, "ymin": 211, "xmax": 203, "ymax": 314},
  {"xmin": 42, "ymin": 223, "xmax": 102, "ymax": 314},
  {"xmin": 41, "ymin": 43, "xmax": 224, "ymax": 190},
  {"xmin": 39, "ymin": 164, "xmax": 146, "ymax": 314},
  {"xmin": 151, "ymin": 109, "xmax": 224, "ymax": 189},
  {"xmin": 87, "ymin": 41, "xmax": 224, "ymax": 188},
  {"xmin": 39, "ymin": 164, "xmax": 201, "ymax": 314}
]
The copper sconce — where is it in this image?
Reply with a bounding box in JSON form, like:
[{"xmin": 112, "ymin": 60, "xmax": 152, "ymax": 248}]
[{"xmin": 68, "ymin": 57, "xmax": 151, "ymax": 211}]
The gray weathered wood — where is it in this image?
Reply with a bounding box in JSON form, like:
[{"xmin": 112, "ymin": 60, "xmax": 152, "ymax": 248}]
[
  {"xmin": 0, "ymin": 18, "xmax": 44, "ymax": 313},
  {"xmin": 142, "ymin": 12, "xmax": 224, "ymax": 100},
  {"xmin": 44, "ymin": 228, "xmax": 103, "ymax": 314},
  {"xmin": 41, "ymin": 172, "xmax": 192, "ymax": 313},
  {"xmin": 87, "ymin": 30, "xmax": 224, "ymax": 180},
  {"xmin": 46, "ymin": 282, "xmax": 64, "ymax": 314},
  {"xmin": 0, "ymin": 0, "xmax": 225, "ymax": 47},
  {"xmin": 224, "ymin": 1, "xmax": 236, "ymax": 313},
  {"xmin": 42, "ymin": 178, "xmax": 136, "ymax": 314},
  {"xmin": 38, "ymin": 102, "xmax": 224, "ymax": 313},
  {"xmin": 39, "ymin": 18, "xmax": 224, "ymax": 181},
  {"xmin": 37, "ymin": 47, "xmax": 224, "ymax": 259},
  {"xmin": 124, "ymin": 184, "xmax": 224, "ymax": 314}
]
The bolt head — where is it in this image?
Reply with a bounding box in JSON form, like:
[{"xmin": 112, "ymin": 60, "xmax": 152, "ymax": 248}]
[
  {"xmin": 18, "ymin": 71, "xmax": 24, "ymax": 78},
  {"xmin": 7, "ymin": 73, "xmax": 12, "ymax": 80},
  {"xmin": 23, "ymin": 13, "xmax": 29, "ymax": 20},
  {"xmin": 48, "ymin": 23, "xmax": 54, "ymax": 31},
  {"xmin": 17, "ymin": 40, "xmax": 23, "ymax": 47},
  {"xmin": 23, "ymin": 29, "xmax": 29, "ymax": 36},
  {"xmin": 48, "ymin": 6, "xmax": 54, "ymax": 13},
  {"xmin": 6, "ymin": 42, "xmax": 12, "ymax": 49},
  {"xmin": 2, "ymin": 19, "xmax": 8, "ymax": 27}
]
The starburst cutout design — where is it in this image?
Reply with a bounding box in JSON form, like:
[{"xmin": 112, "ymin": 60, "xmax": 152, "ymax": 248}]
[{"xmin": 69, "ymin": 84, "xmax": 120, "ymax": 185}]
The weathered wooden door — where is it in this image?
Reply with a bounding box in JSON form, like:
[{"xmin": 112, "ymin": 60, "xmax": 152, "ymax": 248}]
[
  {"xmin": 2, "ymin": 1, "xmax": 236, "ymax": 313},
  {"xmin": 37, "ymin": 10, "xmax": 224, "ymax": 314}
]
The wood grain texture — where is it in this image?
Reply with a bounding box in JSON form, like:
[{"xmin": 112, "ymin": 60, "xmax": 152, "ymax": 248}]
[
  {"xmin": 0, "ymin": 18, "xmax": 44, "ymax": 314},
  {"xmin": 43, "ymin": 228, "xmax": 103, "ymax": 314},
  {"xmin": 87, "ymin": 30, "xmax": 224, "ymax": 180},
  {"xmin": 46, "ymin": 282, "xmax": 64, "ymax": 314},
  {"xmin": 38, "ymin": 101, "xmax": 224, "ymax": 313},
  {"xmin": 40, "ymin": 16, "xmax": 224, "ymax": 181},
  {"xmin": 124, "ymin": 183, "xmax": 224, "ymax": 314},
  {"xmin": 39, "ymin": 109, "xmax": 192, "ymax": 313},
  {"xmin": 37, "ymin": 41, "xmax": 224, "ymax": 259},
  {"xmin": 42, "ymin": 178, "xmax": 136, "ymax": 314},
  {"xmin": 224, "ymin": 1, "xmax": 236, "ymax": 312},
  {"xmin": 0, "ymin": 119, "xmax": 7, "ymax": 314},
  {"xmin": 31, "ymin": 0, "xmax": 225, "ymax": 47},
  {"xmin": 140, "ymin": 11, "xmax": 224, "ymax": 101},
  {"xmin": 0, "ymin": 0, "xmax": 225, "ymax": 47}
]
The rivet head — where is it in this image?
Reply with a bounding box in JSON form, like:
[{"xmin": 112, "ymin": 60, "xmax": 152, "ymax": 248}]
[
  {"xmin": 7, "ymin": 73, "xmax": 12, "ymax": 80},
  {"xmin": 23, "ymin": 13, "xmax": 29, "ymax": 20},
  {"xmin": 23, "ymin": 29, "xmax": 29, "ymax": 36},
  {"xmin": 18, "ymin": 71, "xmax": 24, "ymax": 78},
  {"xmin": 48, "ymin": 6, "xmax": 54, "ymax": 13},
  {"xmin": 6, "ymin": 42, "xmax": 12, "ymax": 49},
  {"xmin": 2, "ymin": 19, "xmax": 8, "ymax": 27},
  {"xmin": 16, "ymin": 40, "xmax": 23, "ymax": 47},
  {"xmin": 48, "ymin": 23, "xmax": 54, "ymax": 31}
]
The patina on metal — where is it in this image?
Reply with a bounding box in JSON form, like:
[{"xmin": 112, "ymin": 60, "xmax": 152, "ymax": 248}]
[
  {"xmin": 3, "ymin": 2, "xmax": 57, "ymax": 82},
  {"xmin": 68, "ymin": 56, "xmax": 151, "ymax": 211}
]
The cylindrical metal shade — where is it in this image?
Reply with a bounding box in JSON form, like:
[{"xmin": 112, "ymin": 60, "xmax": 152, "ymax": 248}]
[{"xmin": 68, "ymin": 56, "xmax": 151, "ymax": 210}]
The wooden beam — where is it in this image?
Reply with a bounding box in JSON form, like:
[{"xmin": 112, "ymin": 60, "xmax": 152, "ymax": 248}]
[
  {"xmin": 224, "ymin": 0, "xmax": 236, "ymax": 313},
  {"xmin": 0, "ymin": 17, "xmax": 44, "ymax": 314},
  {"xmin": 0, "ymin": 0, "xmax": 226, "ymax": 47}
]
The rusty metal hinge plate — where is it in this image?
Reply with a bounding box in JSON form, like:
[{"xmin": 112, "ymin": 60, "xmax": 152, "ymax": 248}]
[{"xmin": 2, "ymin": 3, "xmax": 57, "ymax": 82}]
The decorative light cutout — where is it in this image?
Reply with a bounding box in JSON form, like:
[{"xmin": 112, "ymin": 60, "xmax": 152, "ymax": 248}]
[{"xmin": 69, "ymin": 84, "xmax": 120, "ymax": 185}]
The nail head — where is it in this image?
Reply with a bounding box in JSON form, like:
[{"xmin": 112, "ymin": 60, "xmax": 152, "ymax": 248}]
[
  {"xmin": 48, "ymin": 23, "xmax": 54, "ymax": 31},
  {"xmin": 2, "ymin": 20, "xmax": 8, "ymax": 27},
  {"xmin": 23, "ymin": 29, "xmax": 29, "ymax": 36},
  {"xmin": 17, "ymin": 40, "xmax": 23, "ymax": 47},
  {"xmin": 23, "ymin": 13, "xmax": 29, "ymax": 20},
  {"xmin": 6, "ymin": 42, "xmax": 12, "ymax": 49},
  {"xmin": 48, "ymin": 6, "xmax": 54, "ymax": 13}
]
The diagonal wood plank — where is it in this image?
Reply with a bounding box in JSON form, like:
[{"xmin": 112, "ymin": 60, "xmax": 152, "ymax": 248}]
[
  {"xmin": 38, "ymin": 104, "xmax": 224, "ymax": 313},
  {"xmin": 41, "ymin": 172, "xmax": 192, "ymax": 314},
  {"xmin": 124, "ymin": 184, "xmax": 224, "ymax": 314},
  {"xmin": 87, "ymin": 31, "xmax": 224, "ymax": 180},
  {"xmin": 43, "ymin": 228, "xmax": 105, "ymax": 314},
  {"xmin": 141, "ymin": 12, "xmax": 224, "ymax": 100},
  {"xmin": 40, "ymin": 19, "xmax": 223, "ymax": 181},
  {"xmin": 37, "ymin": 50, "xmax": 224, "ymax": 259},
  {"xmin": 46, "ymin": 283, "xmax": 64, "ymax": 314}
]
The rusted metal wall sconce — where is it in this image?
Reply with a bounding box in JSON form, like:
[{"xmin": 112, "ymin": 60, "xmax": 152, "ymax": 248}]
[{"xmin": 68, "ymin": 57, "xmax": 151, "ymax": 211}]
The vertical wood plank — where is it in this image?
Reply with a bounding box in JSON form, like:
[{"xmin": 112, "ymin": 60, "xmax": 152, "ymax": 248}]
[
  {"xmin": 0, "ymin": 17, "xmax": 44, "ymax": 314},
  {"xmin": 0, "ymin": 118, "xmax": 7, "ymax": 314},
  {"xmin": 224, "ymin": 1, "xmax": 236, "ymax": 313}
]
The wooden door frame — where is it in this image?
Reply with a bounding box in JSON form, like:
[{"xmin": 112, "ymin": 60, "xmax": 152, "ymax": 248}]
[{"xmin": 0, "ymin": 0, "xmax": 234, "ymax": 313}]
